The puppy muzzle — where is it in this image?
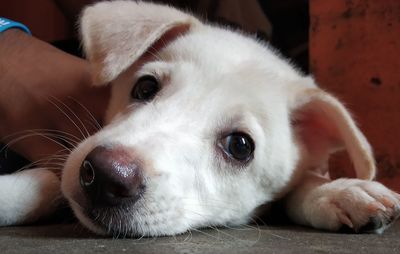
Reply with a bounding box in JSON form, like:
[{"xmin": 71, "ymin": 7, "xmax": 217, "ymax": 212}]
[{"xmin": 79, "ymin": 145, "xmax": 145, "ymax": 209}]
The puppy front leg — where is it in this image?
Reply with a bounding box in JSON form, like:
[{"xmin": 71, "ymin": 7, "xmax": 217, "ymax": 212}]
[
  {"xmin": 285, "ymin": 171, "xmax": 400, "ymax": 233},
  {"xmin": 0, "ymin": 168, "xmax": 61, "ymax": 226}
]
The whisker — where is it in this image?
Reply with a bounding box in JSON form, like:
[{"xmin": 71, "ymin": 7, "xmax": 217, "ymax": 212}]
[
  {"xmin": 2, "ymin": 129, "xmax": 80, "ymax": 144},
  {"xmin": 17, "ymin": 159, "xmax": 65, "ymax": 172},
  {"xmin": 1, "ymin": 130, "xmax": 79, "ymax": 157},
  {"xmin": 68, "ymin": 96, "xmax": 102, "ymax": 131},
  {"xmin": 190, "ymin": 228, "xmax": 222, "ymax": 240},
  {"xmin": 51, "ymin": 96, "xmax": 92, "ymax": 139},
  {"xmin": 47, "ymin": 96, "xmax": 88, "ymax": 139},
  {"xmin": 183, "ymin": 228, "xmax": 193, "ymax": 242},
  {"xmin": 1, "ymin": 132, "xmax": 71, "ymax": 155},
  {"xmin": 181, "ymin": 209, "xmax": 262, "ymax": 243}
]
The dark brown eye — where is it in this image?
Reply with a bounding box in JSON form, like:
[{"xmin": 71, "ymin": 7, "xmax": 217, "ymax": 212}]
[
  {"xmin": 131, "ymin": 75, "xmax": 160, "ymax": 101},
  {"xmin": 220, "ymin": 132, "xmax": 255, "ymax": 162}
]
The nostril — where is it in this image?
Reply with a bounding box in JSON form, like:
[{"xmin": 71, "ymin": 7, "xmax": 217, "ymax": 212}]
[
  {"xmin": 79, "ymin": 145, "xmax": 146, "ymax": 208},
  {"xmin": 80, "ymin": 160, "xmax": 95, "ymax": 187}
]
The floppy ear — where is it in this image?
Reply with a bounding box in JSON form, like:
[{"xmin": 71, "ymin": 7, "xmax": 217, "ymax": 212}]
[
  {"xmin": 80, "ymin": 1, "xmax": 200, "ymax": 84},
  {"xmin": 290, "ymin": 78, "xmax": 375, "ymax": 180}
]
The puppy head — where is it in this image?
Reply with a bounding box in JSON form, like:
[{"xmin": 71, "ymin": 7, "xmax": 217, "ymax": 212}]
[{"xmin": 61, "ymin": 1, "xmax": 375, "ymax": 237}]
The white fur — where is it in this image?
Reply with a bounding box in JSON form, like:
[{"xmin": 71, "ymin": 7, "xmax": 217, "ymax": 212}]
[
  {"xmin": 1, "ymin": 1, "xmax": 399, "ymax": 236},
  {"xmin": 0, "ymin": 169, "xmax": 60, "ymax": 225}
]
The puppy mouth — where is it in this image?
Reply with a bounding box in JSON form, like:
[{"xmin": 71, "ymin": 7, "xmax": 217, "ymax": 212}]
[
  {"xmin": 80, "ymin": 201, "xmax": 177, "ymax": 238},
  {"xmin": 85, "ymin": 206, "xmax": 135, "ymax": 237},
  {"xmin": 70, "ymin": 187, "xmax": 187, "ymax": 237},
  {"xmin": 71, "ymin": 185, "xmax": 144, "ymax": 233}
]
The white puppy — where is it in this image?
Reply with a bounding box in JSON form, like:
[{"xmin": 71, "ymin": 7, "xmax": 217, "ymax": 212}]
[{"xmin": 1, "ymin": 1, "xmax": 399, "ymax": 237}]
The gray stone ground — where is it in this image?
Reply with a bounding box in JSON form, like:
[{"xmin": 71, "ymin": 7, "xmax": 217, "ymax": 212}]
[{"xmin": 1, "ymin": 221, "xmax": 399, "ymax": 254}]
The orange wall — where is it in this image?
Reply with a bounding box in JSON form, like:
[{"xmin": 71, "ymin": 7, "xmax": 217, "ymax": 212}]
[{"xmin": 310, "ymin": 0, "xmax": 400, "ymax": 191}]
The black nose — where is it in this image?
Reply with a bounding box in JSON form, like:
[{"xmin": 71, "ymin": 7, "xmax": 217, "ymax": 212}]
[{"xmin": 80, "ymin": 145, "xmax": 145, "ymax": 207}]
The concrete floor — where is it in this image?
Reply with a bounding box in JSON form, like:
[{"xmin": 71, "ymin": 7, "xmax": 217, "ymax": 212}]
[{"xmin": 1, "ymin": 221, "xmax": 400, "ymax": 254}]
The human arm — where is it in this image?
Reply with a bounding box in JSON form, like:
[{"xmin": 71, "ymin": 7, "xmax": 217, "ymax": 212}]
[{"xmin": 0, "ymin": 29, "xmax": 109, "ymax": 162}]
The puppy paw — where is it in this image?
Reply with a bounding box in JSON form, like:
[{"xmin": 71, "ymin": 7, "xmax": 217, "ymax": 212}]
[
  {"xmin": 0, "ymin": 168, "xmax": 61, "ymax": 226},
  {"xmin": 304, "ymin": 178, "xmax": 400, "ymax": 234}
]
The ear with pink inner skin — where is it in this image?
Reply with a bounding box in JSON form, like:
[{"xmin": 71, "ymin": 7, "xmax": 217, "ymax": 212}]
[
  {"xmin": 290, "ymin": 78, "xmax": 375, "ymax": 180},
  {"xmin": 80, "ymin": 1, "xmax": 200, "ymax": 85}
]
